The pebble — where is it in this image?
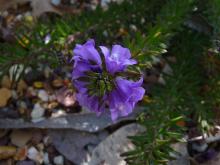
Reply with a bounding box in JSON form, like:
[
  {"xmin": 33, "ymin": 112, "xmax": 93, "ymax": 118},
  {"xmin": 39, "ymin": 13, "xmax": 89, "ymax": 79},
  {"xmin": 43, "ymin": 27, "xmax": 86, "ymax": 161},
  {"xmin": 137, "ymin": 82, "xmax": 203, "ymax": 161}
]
[
  {"xmin": 10, "ymin": 130, "xmax": 32, "ymax": 147},
  {"xmin": 43, "ymin": 136, "xmax": 52, "ymax": 146},
  {"xmin": 51, "ymin": 0, "xmax": 61, "ymax": 6},
  {"xmin": 48, "ymin": 101, "xmax": 59, "ymax": 109},
  {"xmin": 11, "ymin": 90, "xmax": 18, "ymax": 99},
  {"xmin": 0, "ymin": 146, "xmax": 17, "ymax": 160},
  {"xmin": 38, "ymin": 90, "xmax": 49, "ymax": 102},
  {"xmin": 44, "ymin": 66, "xmax": 52, "ymax": 79},
  {"xmin": 51, "ymin": 109, "xmax": 67, "ymax": 118},
  {"xmin": 14, "ymin": 147, "xmax": 28, "ymax": 161},
  {"xmin": 18, "ymin": 101, "xmax": 27, "ymax": 115},
  {"xmin": 26, "ymin": 87, "xmax": 37, "ymax": 97},
  {"xmin": 33, "ymin": 81, "xmax": 44, "ymax": 89},
  {"xmin": 18, "ymin": 101, "xmax": 27, "ymax": 109},
  {"xmin": 1, "ymin": 75, "xmax": 11, "ymax": 89},
  {"xmin": 56, "ymin": 88, "xmax": 76, "ymax": 107},
  {"xmin": 31, "ymin": 103, "xmax": 45, "ymax": 123},
  {"xmin": 0, "ymin": 88, "xmax": 12, "ymax": 107},
  {"xmin": 31, "ymin": 131, "xmax": 43, "ymax": 145},
  {"xmin": 53, "ymin": 155, "xmax": 64, "ymax": 165},
  {"xmin": 43, "ymin": 152, "xmax": 50, "ymax": 164},
  {"xmin": 49, "ymin": 94, "xmax": 56, "ymax": 101},
  {"xmin": 17, "ymin": 79, "xmax": 28, "ymax": 94},
  {"xmin": 27, "ymin": 147, "xmax": 44, "ymax": 164},
  {"xmin": 52, "ymin": 79, "xmax": 63, "ymax": 88}
]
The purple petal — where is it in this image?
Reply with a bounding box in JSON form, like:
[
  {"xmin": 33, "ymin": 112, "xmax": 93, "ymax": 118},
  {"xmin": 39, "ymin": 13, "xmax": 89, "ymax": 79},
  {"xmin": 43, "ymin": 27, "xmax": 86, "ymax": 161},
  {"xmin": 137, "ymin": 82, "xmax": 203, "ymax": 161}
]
[
  {"xmin": 73, "ymin": 39, "xmax": 102, "ymax": 66},
  {"xmin": 76, "ymin": 93, "xmax": 105, "ymax": 115},
  {"xmin": 100, "ymin": 44, "xmax": 137, "ymax": 74},
  {"xmin": 108, "ymin": 77, "xmax": 145, "ymax": 120},
  {"xmin": 72, "ymin": 61, "xmax": 91, "ymax": 79}
]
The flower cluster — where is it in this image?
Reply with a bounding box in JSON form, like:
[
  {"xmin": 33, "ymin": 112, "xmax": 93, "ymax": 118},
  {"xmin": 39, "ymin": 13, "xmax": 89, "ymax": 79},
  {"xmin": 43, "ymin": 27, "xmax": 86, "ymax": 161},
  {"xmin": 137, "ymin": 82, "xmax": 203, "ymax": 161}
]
[{"xmin": 72, "ymin": 39, "xmax": 145, "ymax": 121}]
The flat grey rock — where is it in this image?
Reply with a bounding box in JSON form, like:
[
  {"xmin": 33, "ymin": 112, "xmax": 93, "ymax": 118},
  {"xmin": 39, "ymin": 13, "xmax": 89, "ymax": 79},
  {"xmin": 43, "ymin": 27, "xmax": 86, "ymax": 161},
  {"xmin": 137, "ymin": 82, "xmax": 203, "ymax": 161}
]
[
  {"xmin": 48, "ymin": 130, "xmax": 100, "ymax": 164},
  {"xmin": 0, "ymin": 108, "xmax": 144, "ymax": 132},
  {"xmin": 168, "ymin": 142, "xmax": 190, "ymax": 165},
  {"xmin": 89, "ymin": 124, "xmax": 145, "ymax": 165}
]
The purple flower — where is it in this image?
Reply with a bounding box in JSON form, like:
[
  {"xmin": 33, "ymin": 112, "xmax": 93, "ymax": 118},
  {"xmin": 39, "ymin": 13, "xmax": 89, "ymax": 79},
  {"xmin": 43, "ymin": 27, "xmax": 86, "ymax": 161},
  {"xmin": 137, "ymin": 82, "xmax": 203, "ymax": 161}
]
[{"xmin": 72, "ymin": 39, "xmax": 145, "ymax": 121}]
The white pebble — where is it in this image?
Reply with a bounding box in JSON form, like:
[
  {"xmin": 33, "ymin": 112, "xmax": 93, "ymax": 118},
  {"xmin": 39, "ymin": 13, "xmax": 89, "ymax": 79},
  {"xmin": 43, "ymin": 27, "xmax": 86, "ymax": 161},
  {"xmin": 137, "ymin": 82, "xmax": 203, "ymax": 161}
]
[
  {"xmin": 51, "ymin": 0, "xmax": 61, "ymax": 6},
  {"xmin": 38, "ymin": 90, "xmax": 49, "ymax": 102},
  {"xmin": 11, "ymin": 90, "xmax": 18, "ymax": 99},
  {"xmin": 31, "ymin": 103, "xmax": 45, "ymax": 122},
  {"xmin": 53, "ymin": 155, "xmax": 64, "ymax": 165},
  {"xmin": 43, "ymin": 152, "xmax": 50, "ymax": 164},
  {"xmin": 27, "ymin": 147, "xmax": 44, "ymax": 163}
]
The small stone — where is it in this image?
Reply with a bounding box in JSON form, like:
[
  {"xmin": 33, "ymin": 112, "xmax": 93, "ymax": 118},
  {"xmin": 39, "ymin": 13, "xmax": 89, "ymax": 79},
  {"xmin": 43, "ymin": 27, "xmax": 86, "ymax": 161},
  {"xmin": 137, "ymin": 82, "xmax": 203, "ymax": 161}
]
[
  {"xmin": 24, "ymin": 67, "xmax": 32, "ymax": 74},
  {"xmin": 37, "ymin": 143, "xmax": 44, "ymax": 151},
  {"xmin": 56, "ymin": 88, "xmax": 76, "ymax": 107},
  {"xmin": 18, "ymin": 101, "xmax": 27, "ymax": 109},
  {"xmin": 33, "ymin": 82, "xmax": 44, "ymax": 89},
  {"xmin": 51, "ymin": 109, "xmax": 67, "ymax": 118},
  {"xmin": 31, "ymin": 131, "xmax": 43, "ymax": 145},
  {"xmin": 130, "ymin": 24, "xmax": 137, "ymax": 31},
  {"xmin": 14, "ymin": 147, "xmax": 28, "ymax": 161},
  {"xmin": 38, "ymin": 90, "xmax": 49, "ymax": 102},
  {"xmin": 53, "ymin": 155, "xmax": 64, "ymax": 165},
  {"xmin": 49, "ymin": 95, "xmax": 56, "ymax": 101},
  {"xmin": 27, "ymin": 147, "xmax": 43, "ymax": 164},
  {"xmin": 26, "ymin": 87, "xmax": 37, "ymax": 97},
  {"xmin": 43, "ymin": 136, "xmax": 52, "ymax": 146},
  {"xmin": 11, "ymin": 90, "xmax": 18, "ymax": 99},
  {"xmin": 42, "ymin": 102, "xmax": 49, "ymax": 109},
  {"xmin": 43, "ymin": 152, "xmax": 50, "ymax": 164},
  {"xmin": 158, "ymin": 74, "xmax": 166, "ymax": 85},
  {"xmin": 31, "ymin": 103, "xmax": 45, "ymax": 123},
  {"xmin": 51, "ymin": 0, "xmax": 61, "ymax": 6},
  {"xmin": 87, "ymin": 144, "xmax": 96, "ymax": 154},
  {"xmin": 10, "ymin": 130, "xmax": 32, "ymax": 147},
  {"xmin": 52, "ymin": 79, "xmax": 63, "ymax": 88},
  {"xmin": 48, "ymin": 102, "xmax": 59, "ymax": 109},
  {"xmin": 162, "ymin": 63, "xmax": 173, "ymax": 75},
  {"xmin": 17, "ymin": 79, "xmax": 28, "ymax": 95},
  {"xmin": 0, "ymin": 146, "xmax": 16, "ymax": 160},
  {"xmin": 44, "ymin": 66, "xmax": 52, "ymax": 79},
  {"xmin": 1, "ymin": 75, "xmax": 11, "ymax": 89},
  {"xmin": 0, "ymin": 88, "xmax": 12, "ymax": 107}
]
